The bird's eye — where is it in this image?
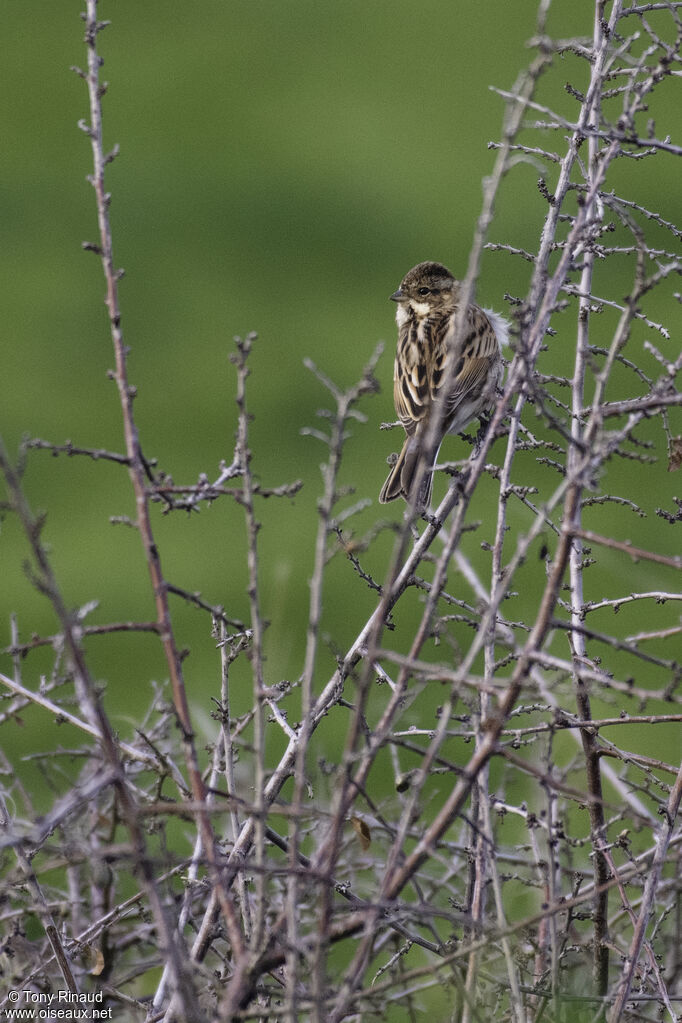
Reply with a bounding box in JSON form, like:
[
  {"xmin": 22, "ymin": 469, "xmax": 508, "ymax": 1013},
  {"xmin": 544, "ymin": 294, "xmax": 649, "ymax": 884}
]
[{"xmin": 417, "ymin": 287, "xmax": 431, "ymax": 296}]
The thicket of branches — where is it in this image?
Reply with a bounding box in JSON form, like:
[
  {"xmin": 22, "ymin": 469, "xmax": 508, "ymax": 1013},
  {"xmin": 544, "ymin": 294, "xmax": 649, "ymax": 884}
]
[{"xmin": 1, "ymin": 1, "xmax": 681, "ymax": 1021}]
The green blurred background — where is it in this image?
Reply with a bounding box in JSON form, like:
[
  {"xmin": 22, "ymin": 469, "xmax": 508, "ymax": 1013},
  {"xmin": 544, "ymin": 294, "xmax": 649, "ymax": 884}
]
[
  {"xmin": 2, "ymin": 0, "xmax": 680, "ymax": 921},
  {"xmin": 2, "ymin": 2, "xmax": 562, "ymax": 702}
]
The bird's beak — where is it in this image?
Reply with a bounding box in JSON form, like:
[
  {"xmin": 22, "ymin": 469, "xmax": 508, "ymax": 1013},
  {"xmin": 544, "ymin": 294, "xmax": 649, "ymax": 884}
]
[{"xmin": 389, "ymin": 289, "xmax": 405, "ymax": 303}]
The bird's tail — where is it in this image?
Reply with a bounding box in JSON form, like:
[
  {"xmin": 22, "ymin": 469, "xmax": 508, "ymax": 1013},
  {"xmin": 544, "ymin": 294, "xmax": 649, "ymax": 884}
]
[{"xmin": 379, "ymin": 436, "xmax": 437, "ymax": 509}]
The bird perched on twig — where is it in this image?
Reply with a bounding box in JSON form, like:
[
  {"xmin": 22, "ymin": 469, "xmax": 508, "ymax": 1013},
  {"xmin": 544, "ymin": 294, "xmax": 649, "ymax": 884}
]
[{"xmin": 379, "ymin": 261, "xmax": 509, "ymax": 509}]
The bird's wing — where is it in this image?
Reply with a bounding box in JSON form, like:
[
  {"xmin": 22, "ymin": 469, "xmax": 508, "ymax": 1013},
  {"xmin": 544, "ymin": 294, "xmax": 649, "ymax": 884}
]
[
  {"xmin": 393, "ymin": 321, "xmax": 429, "ymax": 435},
  {"xmin": 441, "ymin": 307, "xmax": 502, "ymax": 412}
]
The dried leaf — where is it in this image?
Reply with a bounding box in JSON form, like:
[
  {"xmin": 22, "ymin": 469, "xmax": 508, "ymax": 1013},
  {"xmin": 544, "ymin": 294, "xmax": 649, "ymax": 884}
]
[
  {"xmin": 350, "ymin": 815, "xmax": 371, "ymax": 851},
  {"xmin": 668, "ymin": 436, "xmax": 682, "ymax": 471},
  {"xmin": 81, "ymin": 943, "xmax": 105, "ymax": 976}
]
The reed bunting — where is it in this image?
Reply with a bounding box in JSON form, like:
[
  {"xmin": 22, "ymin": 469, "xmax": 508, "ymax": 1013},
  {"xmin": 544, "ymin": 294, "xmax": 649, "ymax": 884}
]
[{"xmin": 379, "ymin": 261, "xmax": 509, "ymax": 508}]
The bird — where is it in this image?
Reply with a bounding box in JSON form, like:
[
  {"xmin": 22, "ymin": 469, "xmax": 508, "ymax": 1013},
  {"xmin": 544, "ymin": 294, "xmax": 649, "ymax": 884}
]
[{"xmin": 379, "ymin": 261, "xmax": 509, "ymax": 508}]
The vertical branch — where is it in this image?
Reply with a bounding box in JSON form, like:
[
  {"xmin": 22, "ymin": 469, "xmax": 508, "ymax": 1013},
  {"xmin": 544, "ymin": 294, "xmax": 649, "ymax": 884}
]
[
  {"xmin": 566, "ymin": 3, "xmax": 611, "ymax": 997},
  {"xmin": 287, "ymin": 363, "xmax": 345, "ymax": 1023},
  {"xmin": 218, "ymin": 620, "xmax": 253, "ymax": 940},
  {"xmin": 80, "ymin": 0, "xmax": 245, "ymax": 997},
  {"xmin": 457, "ymin": 24, "xmax": 553, "ymax": 1010},
  {"xmin": 82, "ymin": 1, "xmax": 191, "ymax": 810},
  {"xmin": 528, "ymin": 0, "xmax": 622, "ymax": 308},
  {"xmin": 232, "ymin": 333, "xmax": 269, "ymax": 953},
  {"xmin": 296, "ymin": 351, "xmax": 381, "ymax": 1022},
  {"xmin": 460, "ymin": 768, "xmax": 487, "ymax": 1023},
  {"xmin": 153, "ymin": 619, "xmax": 253, "ymax": 1015},
  {"xmin": 457, "ymin": 18, "xmax": 555, "ymax": 980},
  {"xmin": 479, "ymin": 783, "xmax": 525, "ymax": 1020}
]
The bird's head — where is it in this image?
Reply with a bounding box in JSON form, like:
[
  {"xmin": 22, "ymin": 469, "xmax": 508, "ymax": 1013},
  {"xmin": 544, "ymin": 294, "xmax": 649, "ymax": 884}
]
[{"xmin": 390, "ymin": 261, "xmax": 458, "ymax": 320}]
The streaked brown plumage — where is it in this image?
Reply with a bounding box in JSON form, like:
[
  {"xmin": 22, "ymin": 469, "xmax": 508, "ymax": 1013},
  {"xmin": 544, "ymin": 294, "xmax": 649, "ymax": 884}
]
[{"xmin": 379, "ymin": 261, "xmax": 508, "ymax": 508}]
